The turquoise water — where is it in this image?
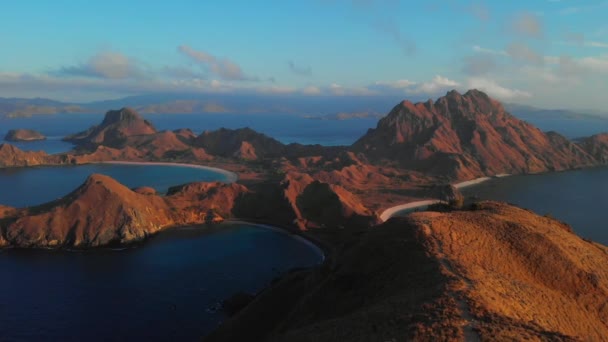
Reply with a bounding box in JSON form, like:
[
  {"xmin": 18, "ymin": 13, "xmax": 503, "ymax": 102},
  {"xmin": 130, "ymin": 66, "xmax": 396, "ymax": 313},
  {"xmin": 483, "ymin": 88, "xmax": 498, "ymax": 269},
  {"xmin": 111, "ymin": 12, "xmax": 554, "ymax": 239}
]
[
  {"xmin": 461, "ymin": 167, "xmax": 608, "ymax": 245},
  {"xmin": 0, "ymin": 222, "xmax": 323, "ymax": 341},
  {"xmin": 0, "ymin": 163, "xmax": 230, "ymax": 208}
]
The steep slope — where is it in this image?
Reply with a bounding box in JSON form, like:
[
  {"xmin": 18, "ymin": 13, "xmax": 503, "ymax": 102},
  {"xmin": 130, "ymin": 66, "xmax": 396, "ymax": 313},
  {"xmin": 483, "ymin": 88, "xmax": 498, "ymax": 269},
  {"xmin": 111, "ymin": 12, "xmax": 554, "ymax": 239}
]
[
  {"xmin": 353, "ymin": 90, "xmax": 597, "ymax": 180},
  {"xmin": 0, "ymin": 174, "xmax": 174, "ymax": 247},
  {"xmin": 0, "ymin": 143, "xmax": 50, "ymax": 167},
  {"xmin": 206, "ymin": 202, "xmax": 608, "ymax": 341},
  {"xmin": 64, "ymin": 107, "xmax": 157, "ymax": 147},
  {"xmin": 0, "ymin": 174, "xmax": 250, "ymax": 248},
  {"xmin": 578, "ymin": 133, "xmax": 608, "ymax": 163}
]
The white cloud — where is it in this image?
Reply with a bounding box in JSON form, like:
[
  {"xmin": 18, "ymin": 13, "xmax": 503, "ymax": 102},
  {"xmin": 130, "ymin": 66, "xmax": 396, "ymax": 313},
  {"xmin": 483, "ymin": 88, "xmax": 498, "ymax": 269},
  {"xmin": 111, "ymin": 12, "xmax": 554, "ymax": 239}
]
[
  {"xmin": 57, "ymin": 51, "xmax": 144, "ymax": 79},
  {"xmin": 506, "ymin": 43, "xmax": 545, "ymax": 65},
  {"xmin": 412, "ymin": 75, "xmax": 460, "ymax": 94},
  {"xmin": 511, "ymin": 12, "xmax": 543, "ymax": 38},
  {"xmin": 467, "ymin": 78, "xmax": 531, "ymax": 100},
  {"xmin": 373, "ymin": 79, "xmax": 416, "ymax": 89},
  {"xmin": 473, "ymin": 45, "xmax": 508, "ymax": 56},
  {"xmin": 178, "ymin": 45, "xmax": 256, "ymax": 81},
  {"xmin": 578, "ymin": 56, "xmax": 608, "ymax": 72}
]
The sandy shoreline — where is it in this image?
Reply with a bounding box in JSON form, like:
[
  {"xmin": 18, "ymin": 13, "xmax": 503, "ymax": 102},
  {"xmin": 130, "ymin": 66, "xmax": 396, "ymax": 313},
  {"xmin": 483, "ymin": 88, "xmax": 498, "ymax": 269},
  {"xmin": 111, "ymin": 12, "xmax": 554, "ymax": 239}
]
[
  {"xmin": 453, "ymin": 176, "xmax": 492, "ymax": 189},
  {"xmin": 97, "ymin": 161, "xmax": 239, "ymax": 183},
  {"xmin": 379, "ymin": 200, "xmax": 442, "ymax": 222},
  {"xmin": 380, "ymin": 174, "xmax": 512, "ymax": 221}
]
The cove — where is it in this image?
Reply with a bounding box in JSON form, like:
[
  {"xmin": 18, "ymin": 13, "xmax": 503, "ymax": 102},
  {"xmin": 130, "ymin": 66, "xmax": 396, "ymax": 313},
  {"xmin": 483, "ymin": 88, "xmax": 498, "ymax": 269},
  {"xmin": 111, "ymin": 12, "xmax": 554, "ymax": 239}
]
[
  {"xmin": 0, "ymin": 222, "xmax": 324, "ymax": 341},
  {"xmin": 461, "ymin": 166, "xmax": 608, "ymax": 245},
  {"xmin": 0, "ymin": 163, "xmax": 232, "ymax": 208}
]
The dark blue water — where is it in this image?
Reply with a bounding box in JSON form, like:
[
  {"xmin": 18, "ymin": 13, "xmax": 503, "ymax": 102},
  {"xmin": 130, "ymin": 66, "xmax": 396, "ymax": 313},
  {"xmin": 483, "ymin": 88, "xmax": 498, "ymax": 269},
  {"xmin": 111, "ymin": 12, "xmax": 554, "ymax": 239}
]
[
  {"xmin": 0, "ymin": 113, "xmax": 378, "ymax": 154},
  {"xmin": 0, "ymin": 164, "xmax": 230, "ymax": 208},
  {"xmin": 0, "ymin": 222, "xmax": 323, "ymax": 341},
  {"xmin": 518, "ymin": 116, "xmax": 608, "ymax": 139},
  {"xmin": 461, "ymin": 167, "xmax": 608, "ymax": 245}
]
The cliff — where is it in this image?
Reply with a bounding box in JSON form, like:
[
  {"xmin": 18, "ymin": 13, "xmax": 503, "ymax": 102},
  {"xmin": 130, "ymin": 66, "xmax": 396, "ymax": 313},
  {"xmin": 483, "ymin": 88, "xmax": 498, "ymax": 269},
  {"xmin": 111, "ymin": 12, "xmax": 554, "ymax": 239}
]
[
  {"xmin": 4, "ymin": 129, "xmax": 46, "ymax": 141},
  {"xmin": 205, "ymin": 202, "xmax": 608, "ymax": 341},
  {"xmin": 352, "ymin": 90, "xmax": 598, "ymax": 180}
]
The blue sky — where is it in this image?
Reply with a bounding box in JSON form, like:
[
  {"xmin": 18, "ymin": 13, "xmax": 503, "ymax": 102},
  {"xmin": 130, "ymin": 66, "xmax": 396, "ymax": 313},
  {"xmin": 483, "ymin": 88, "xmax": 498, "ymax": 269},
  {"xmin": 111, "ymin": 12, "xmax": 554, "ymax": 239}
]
[{"xmin": 1, "ymin": 0, "xmax": 607, "ymax": 110}]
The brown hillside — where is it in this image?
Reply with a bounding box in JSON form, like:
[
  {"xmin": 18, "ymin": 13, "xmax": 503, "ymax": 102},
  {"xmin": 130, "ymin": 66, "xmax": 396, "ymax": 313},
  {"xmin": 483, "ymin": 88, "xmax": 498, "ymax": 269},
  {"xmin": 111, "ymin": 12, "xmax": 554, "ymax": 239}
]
[
  {"xmin": 353, "ymin": 90, "xmax": 597, "ymax": 180},
  {"xmin": 206, "ymin": 202, "xmax": 608, "ymax": 341}
]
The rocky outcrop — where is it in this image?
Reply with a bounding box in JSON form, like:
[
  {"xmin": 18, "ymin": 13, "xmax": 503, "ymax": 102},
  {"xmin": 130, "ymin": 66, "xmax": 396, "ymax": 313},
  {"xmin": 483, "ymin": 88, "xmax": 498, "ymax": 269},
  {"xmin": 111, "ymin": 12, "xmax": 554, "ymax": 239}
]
[
  {"xmin": 194, "ymin": 128, "xmax": 285, "ymax": 160},
  {"xmin": 0, "ymin": 143, "xmax": 50, "ymax": 167},
  {"xmin": 64, "ymin": 107, "xmax": 157, "ymax": 147},
  {"xmin": 352, "ymin": 90, "xmax": 598, "ymax": 180},
  {"xmin": 0, "ymin": 174, "xmax": 250, "ymax": 248},
  {"xmin": 4, "ymin": 129, "xmax": 46, "ymax": 141},
  {"xmin": 205, "ymin": 202, "xmax": 608, "ymax": 341},
  {"xmin": 0, "ymin": 174, "xmax": 173, "ymax": 247},
  {"xmin": 167, "ymin": 181, "xmax": 249, "ymax": 222}
]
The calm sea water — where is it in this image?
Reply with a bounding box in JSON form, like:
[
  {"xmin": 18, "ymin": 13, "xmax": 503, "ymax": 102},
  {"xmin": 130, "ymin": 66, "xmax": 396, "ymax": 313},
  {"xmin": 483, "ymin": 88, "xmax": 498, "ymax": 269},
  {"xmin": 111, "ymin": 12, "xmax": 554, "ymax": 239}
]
[
  {"xmin": 0, "ymin": 163, "xmax": 322, "ymax": 340},
  {"xmin": 0, "ymin": 164, "xmax": 230, "ymax": 208},
  {"xmin": 0, "ymin": 113, "xmax": 379, "ymax": 154},
  {"xmin": 461, "ymin": 167, "xmax": 608, "ymax": 245},
  {"xmin": 0, "ymin": 222, "xmax": 323, "ymax": 341}
]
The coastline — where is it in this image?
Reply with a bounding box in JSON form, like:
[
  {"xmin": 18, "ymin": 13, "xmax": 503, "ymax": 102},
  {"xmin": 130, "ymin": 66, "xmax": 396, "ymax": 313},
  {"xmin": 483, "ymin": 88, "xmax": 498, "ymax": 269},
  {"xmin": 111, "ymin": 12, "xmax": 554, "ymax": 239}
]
[
  {"xmin": 97, "ymin": 161, "xmax": 239, "ymax": 183},
  {"xmin": 225, "ymin": 220, "xmax": 327, "ymax": 263},
  {"xmin": 379, "ymin": 175, "xmax": 508, "ymax": 221},
  {"xmin": 379, "ymin": 199, "xmax": 442, "ymax": 222}
]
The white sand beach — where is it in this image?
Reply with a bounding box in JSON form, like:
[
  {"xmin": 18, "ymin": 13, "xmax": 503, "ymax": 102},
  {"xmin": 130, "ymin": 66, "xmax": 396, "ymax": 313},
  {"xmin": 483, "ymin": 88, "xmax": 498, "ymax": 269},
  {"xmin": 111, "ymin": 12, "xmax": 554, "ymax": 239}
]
[
  {"xmin": 453, "ymin": 176, "xmax": 492, "ymax": 189},
  {"xmin": 379, "ymin": 199, "xmax": 442, "ymax": 222},
  {"xmin": 98, "ymin": 161, "xmax": 239, "ymax": 183}
]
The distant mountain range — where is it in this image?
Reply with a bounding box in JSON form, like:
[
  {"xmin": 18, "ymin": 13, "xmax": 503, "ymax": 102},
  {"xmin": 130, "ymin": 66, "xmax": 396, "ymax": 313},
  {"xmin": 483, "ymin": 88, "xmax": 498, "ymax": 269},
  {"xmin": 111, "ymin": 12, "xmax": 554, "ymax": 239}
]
[
  {"xmin": 1, "ymin": 94, "xmax": 607, "ymax": 122},
  {"xmin": 0, "ymin": 93, "xmax": 404, "ymax": 118},
  {"xmin": 504, "ymin": 103, "xmax": 608, "ymax": 121}
]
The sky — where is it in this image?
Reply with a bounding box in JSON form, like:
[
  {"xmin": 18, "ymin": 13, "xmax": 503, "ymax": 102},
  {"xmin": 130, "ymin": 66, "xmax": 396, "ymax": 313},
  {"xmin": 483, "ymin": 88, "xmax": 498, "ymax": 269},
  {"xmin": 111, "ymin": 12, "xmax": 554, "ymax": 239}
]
[{"xmin": 0, "ymin": 0, "xmax": 607, "ymax": 110}]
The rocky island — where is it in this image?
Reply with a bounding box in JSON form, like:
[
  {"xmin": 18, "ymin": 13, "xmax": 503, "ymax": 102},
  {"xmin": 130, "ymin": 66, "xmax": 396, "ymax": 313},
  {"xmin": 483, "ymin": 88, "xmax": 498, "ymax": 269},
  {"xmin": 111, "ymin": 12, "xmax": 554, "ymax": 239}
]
[
  {"xmin": 4, "ymin": 129, "xmax": 46, "ymax": 142},
  {"xmin": 1, "ymin": 89, "xmax": 608, "ymax": 340}
]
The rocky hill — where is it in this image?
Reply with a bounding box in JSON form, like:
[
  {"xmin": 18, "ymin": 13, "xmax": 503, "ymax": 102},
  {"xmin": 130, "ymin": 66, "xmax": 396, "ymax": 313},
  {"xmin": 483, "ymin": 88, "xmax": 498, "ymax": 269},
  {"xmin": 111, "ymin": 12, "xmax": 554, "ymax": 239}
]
[
  {"xmin": 0, "ymin": 174, "xmax": 249, "ymax": 248},
  {"xmin": 0, "ymin": 143, "xmax": 50, "ymax": 167},
  {"xmin": 64, "ymin": 107, "xmax": 157, "ymax": 147},
  {"xmin": 193, "ymin": 127, "xmax": 286, "ymax": 160},
  {"xmin": 352, "ymin": 90, "xmax": 598, "ymax": 180},
  {"xmin": 205, "ymin": 201, "xmax": 608, "ymax": 341}
]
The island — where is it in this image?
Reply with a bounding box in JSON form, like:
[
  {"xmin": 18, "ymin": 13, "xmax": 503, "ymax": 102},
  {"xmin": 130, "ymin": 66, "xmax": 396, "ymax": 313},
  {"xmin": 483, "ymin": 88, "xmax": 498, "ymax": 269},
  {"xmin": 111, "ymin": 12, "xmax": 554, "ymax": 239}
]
[
  {"xmin": 4, "ymin": 129, "xmax": 46, "ymax": 142},
  {"xmin": 1, "ymin": 89, "xmax": 607, "ymax": 340}
]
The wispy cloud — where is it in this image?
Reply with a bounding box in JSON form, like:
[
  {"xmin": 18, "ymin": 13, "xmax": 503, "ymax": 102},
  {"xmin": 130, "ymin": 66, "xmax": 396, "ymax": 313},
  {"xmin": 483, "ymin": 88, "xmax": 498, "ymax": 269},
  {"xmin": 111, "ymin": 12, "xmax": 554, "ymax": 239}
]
[
  {"xmin": 511, "ymin": 12, "xmax": 543, "ymax": 38},
  {"xmin": 462, "ymin": 54, "xmax": 498, "ymax": 75},
  {"xmin": 467, "ymin": 77, "xmax": 531, "ymax": 100},
  {"xmin": 468, "ymin": 1, "xmax": 490, "ymax": 21},
  {"xmin": 506, "ymin": 43, "xmax": 545, "ymax": 65},
  {"xmin": 56, "ymin": 51, "xmax": 145, "ymax": 79},
  {"xmin": 177, "ymin": 45, "xmax": 256, "ymax": 81},
  {"xmin": 473, "ymin": 45, "xmax": 508, "ymax": 56},
  {"xmin": 412, "ymin": 75, "xmax": 460, "ymax": 94},
  {"xmin": 373, "ymin": 20, "xmax": 416, "ymax": 55},
  {"xmin": 288, "ymin": 61, "xmax": 312, "ymax": 76}
]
